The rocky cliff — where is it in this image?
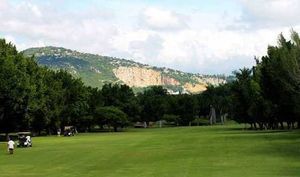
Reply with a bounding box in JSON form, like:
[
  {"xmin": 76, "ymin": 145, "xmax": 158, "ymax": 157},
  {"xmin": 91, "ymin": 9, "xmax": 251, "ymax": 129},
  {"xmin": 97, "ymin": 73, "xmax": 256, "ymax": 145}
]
[{"xmin": 113, "ymin": 67, "xmax": 180, "ymax": 87}]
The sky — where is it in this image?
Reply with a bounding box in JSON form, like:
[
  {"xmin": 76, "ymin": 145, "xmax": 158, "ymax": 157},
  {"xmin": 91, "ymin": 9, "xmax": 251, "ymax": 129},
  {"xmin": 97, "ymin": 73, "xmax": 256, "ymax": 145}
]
[{"xmin": 1, "ymin": 0, "xmax": 300, "ymax": 74}]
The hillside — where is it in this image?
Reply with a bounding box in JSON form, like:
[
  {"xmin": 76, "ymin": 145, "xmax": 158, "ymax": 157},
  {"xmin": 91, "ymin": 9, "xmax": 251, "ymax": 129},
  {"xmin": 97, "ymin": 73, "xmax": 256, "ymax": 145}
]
[{"xmin": 23, "ymin": 46, "xmax": 227, "ymax": 94}]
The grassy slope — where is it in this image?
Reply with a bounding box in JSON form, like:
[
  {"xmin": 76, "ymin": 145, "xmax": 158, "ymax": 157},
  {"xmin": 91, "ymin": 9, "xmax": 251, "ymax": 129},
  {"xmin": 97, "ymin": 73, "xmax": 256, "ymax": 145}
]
[{"xmin": 0, "ymin": 125, "xmax": 299, "ymax": 177}]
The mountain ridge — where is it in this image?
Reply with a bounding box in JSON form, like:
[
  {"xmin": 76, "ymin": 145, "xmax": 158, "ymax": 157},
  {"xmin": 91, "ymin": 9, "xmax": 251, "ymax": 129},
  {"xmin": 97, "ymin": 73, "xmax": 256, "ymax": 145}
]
[{"xmin": 23, "ymin": 46, "xmax": 227, "ymax": 94}]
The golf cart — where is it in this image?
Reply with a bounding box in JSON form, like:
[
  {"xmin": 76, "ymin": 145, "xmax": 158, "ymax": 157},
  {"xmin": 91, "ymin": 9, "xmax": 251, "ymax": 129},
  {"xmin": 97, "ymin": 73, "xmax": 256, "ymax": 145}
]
[
  {"xmin": 64, "ymin": 126, "xmax": 76, "ymax": 136},
  {"xmin": 17, "ymin": 132, "xmax": 32, "ymax": 147}
]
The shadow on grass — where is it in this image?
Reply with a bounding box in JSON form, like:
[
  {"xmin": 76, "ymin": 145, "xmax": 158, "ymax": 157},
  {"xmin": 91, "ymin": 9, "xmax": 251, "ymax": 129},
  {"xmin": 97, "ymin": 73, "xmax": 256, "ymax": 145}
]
[
  {"xmin": 250, "ymin": 132, "xmax": 300, "ymax": 175},
  {"xmin": 215, "ymin": 124, "xmax": 299, "ymax": 135},
  {"xmin": 219, "ymin": 125, "xmax": 300, "ymax": 158},
  {"xmin": 251, "ymin": 142, "xmax": 300, "ymax": 176}
]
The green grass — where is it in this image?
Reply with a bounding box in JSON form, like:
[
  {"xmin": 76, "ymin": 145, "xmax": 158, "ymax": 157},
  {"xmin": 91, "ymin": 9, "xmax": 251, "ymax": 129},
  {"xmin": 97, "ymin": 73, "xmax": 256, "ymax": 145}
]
[{"xmin": 0, "ymin": 125, "xmax": 299, "ymax": 177}]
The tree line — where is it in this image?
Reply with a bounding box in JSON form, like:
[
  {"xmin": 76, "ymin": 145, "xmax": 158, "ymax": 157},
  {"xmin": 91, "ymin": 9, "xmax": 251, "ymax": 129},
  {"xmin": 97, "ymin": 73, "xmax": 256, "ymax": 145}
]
[
  {"xmin": 229, "ymin": 30, "xmax": 300, "ymax": 129},
  {"xmin": 1, "ymin": 31, "xmax": 299, "ymax": 134},
  {"xmin": 199, "ymin": 30, "xmax": 300, "ymax": 129}
]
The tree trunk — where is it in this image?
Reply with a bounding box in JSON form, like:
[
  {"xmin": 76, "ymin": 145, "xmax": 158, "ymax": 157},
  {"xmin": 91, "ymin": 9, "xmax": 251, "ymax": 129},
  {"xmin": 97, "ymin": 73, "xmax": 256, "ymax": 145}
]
[
  {"xmin": 48, "ymin": 128, "xmax": 52, "ymax": 135},
  {"xmin": 253, "ymin": 123, "xmax": 257, "ymax": 130},
  {"xmin": 220, "ymin": 115, "xmax": 224, "ymax": 125},
  {"xmin": 258, "ymin": 123, "xmax": 263, "ymax": 130},
  {"xmin": 5, "ymin": 132, "xmax": 9, "ymax": 141},
  {"xmin": 280, "ymin": 122, "xmax": 284, "ymax": 129},
  {"xmin": 144, "ymin": 122, "xmax": 147, "ymax": 128}
]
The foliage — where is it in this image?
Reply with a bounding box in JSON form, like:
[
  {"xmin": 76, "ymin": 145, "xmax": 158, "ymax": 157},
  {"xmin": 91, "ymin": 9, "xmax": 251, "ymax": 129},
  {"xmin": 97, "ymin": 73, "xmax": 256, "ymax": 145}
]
[
  {"xmin": 138, "ymin": 86, "xmax": 168, "ymax": 124},
  {"xmin": 94, "ymin": 106, "xmax": 128, "ymax": 132},
  {"xmin": 228, "ymin": 30, "xmax": 300, "ymax": 129}
]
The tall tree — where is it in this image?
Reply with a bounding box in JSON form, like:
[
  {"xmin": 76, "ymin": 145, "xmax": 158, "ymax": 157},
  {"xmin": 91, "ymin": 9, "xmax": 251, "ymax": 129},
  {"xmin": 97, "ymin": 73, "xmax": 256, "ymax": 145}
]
[
  {"xmin": 94, "ymin": 106, "xmax": 128, "ymax": 132},
  {"xmin": 0, "ymin": 39, "xmax": 35, "ymax": 134},
  {"xmin": 139, "ymin": 86, "xmax": 167, "ymax": 125}
]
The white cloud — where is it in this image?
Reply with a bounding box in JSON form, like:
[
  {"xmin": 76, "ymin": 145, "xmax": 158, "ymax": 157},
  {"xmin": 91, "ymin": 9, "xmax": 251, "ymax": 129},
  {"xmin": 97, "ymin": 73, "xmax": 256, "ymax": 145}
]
[
  {"xmin": 0, "ymin": 1, "xmax": 117, "ymax": 54},
  {"xmin": 129, "ymin": 34, "xmax": 164, "ymax": 61},
  {"xmin": 139, "ymin": 7, "xmax": 188, "ymax": 31},
  {"xmin": 108, "ymin": 27, "xmax": 283, "ymax": 74},
  {"xmin": 239, "ymin": 0, "xmax": 300, "ymax": 28},
  {"xmin": 3, "ymin": 35, "xmax": 16, "ymax": 44},
  {"xmin": 1, "ymin": 1, "xmax": 300, "ymax": 74},
  {"xmin": 0, "ymin": 0, "xmax": 8, "ymax": 10},
  {"xmin": 22, "ymin": 2, "xmax": 42, "ymax": 17}
]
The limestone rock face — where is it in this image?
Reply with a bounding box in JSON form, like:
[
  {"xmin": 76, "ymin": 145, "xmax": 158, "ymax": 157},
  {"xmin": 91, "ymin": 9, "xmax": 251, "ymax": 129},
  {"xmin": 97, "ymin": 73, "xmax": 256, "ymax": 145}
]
[
  {"xmin": 162, "ymin": 75, "xmax": 180, "ymax": 85},
  {"xmin": 183, "ymin": 83, "xmax": 207, "ymax": 93},
  {"xmin": 113, "ymin": 67, "xmax": 180, "ymax": 87}
]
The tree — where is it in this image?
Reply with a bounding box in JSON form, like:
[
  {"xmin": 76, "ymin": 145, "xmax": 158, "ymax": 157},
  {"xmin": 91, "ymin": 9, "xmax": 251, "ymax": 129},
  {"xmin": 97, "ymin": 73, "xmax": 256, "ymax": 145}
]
[
  {"xmin": 231, "ymin": 68, "xmax": 253, "ymax": 126},
  {"xmin": 257, "ymin": 31, "xmax": 300, "ymax": 129},
  {"xmin": 0, "ymin": 39, "xmax": 35, "ymax": 134},
  {"xmin": 101, "ymin": 83, "xmax": 140, "ymax": 122},
  {"xmin": 139, "ymin": 86, "xmax": 167, "ymax": 125},
  {"xmin": 197, "ymin": 84, "xmax": 232, "ymax": 125},
  {"xmin": 176, "ymin": 94, "xmax": 198, "ymax": 126},
  {"xmin": 95, "ymin": 106, "xmax": 128, "ymax": 132},
  {"xmin": 162, "ymin": 114, "xmax": 180, "ymax": 126},
  {"xmin": 52, "ymin": 70, "xmax": 90, "ymax": 130},
  {"xmin": 227, "ymin": 31, "xmax": 300, "ymax": 129}
]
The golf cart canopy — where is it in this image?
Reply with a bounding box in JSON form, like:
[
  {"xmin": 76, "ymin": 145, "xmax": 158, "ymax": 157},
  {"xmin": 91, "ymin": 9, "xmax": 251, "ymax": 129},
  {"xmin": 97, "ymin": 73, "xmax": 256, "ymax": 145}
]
[{"xmin": 17, "ymin": 132, "xmax": 32, "ymax": 136}]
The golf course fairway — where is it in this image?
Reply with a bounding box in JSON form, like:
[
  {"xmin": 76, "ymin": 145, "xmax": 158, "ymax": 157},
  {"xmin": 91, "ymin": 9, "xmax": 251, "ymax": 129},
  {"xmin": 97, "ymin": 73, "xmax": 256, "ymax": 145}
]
[{"xmin": 0, "ymin": 125, "xmax": 299, "ymax": 177}]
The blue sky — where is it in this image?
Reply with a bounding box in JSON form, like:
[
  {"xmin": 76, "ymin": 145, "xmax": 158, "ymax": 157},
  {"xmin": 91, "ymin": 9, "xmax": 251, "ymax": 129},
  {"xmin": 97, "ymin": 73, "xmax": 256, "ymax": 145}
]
[{"xmin": 1, "ymin": 0, "xmax": 300, "ymax": 74}]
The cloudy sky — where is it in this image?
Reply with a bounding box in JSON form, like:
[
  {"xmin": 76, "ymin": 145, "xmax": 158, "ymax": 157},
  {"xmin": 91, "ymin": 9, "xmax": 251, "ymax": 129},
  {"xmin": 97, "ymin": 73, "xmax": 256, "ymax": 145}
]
[{"xmin": 1, "ymin": 0, "xmax": 300, "ymax": 74}]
